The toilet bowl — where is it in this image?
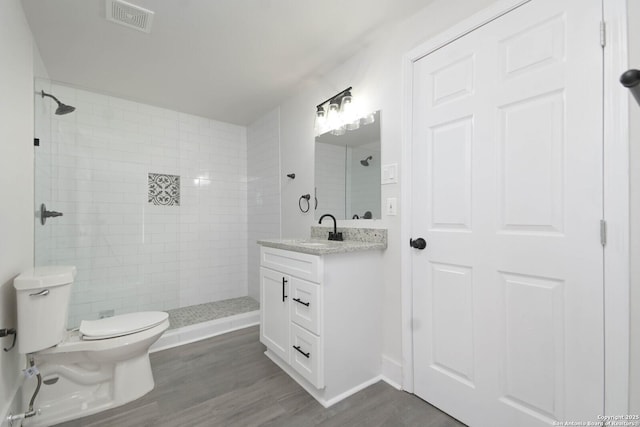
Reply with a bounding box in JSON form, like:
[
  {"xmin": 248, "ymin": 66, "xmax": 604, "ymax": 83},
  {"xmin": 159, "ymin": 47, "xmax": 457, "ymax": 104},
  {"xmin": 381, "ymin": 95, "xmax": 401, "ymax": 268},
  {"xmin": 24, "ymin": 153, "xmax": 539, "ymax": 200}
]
[{"xmin": 13, "ymin": 266, "xmax": 169, "ymax": 427}]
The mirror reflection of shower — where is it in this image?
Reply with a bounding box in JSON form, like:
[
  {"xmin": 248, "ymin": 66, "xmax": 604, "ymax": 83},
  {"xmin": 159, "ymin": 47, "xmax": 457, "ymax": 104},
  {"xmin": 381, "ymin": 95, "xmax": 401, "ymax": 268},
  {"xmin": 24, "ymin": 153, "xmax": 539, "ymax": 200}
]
[
  {"xmin": 41, "ymin": 90, "xmax": 76, "ymax": 115},
  {"xmin": 360, "ymin": 156, "xmax": 373, "ymax": 166},
  {"xmin": 315, "ymin": 110, "xmax": 381, "ymax": 220}
]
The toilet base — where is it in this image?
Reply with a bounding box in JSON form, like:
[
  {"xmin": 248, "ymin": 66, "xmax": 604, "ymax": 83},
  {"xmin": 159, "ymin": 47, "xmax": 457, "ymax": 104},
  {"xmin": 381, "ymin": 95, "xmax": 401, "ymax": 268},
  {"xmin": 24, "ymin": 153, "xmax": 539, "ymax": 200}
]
[{"xmin": 20, "ymin": 352, "xmax": 155, "ymax": 427}]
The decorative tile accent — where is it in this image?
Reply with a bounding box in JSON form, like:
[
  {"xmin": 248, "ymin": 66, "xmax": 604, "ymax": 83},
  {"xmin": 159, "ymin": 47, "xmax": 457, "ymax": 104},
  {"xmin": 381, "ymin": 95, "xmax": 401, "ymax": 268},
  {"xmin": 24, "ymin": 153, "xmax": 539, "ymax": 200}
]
[
  {"xmin": 148, "ymin": 173, "xmax": 180, "ymax": 206},
  {"xmin": 166, "ymin": 296, "xmax": 260, "ymax": 330}
]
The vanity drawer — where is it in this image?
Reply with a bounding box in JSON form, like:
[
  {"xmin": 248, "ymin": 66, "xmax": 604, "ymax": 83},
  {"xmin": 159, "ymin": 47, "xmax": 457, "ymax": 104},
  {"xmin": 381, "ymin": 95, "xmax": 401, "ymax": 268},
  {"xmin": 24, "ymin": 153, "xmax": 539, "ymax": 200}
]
[
  {"xmin": 290, "ymin": 323, "xmax": 324, "ymax": 389},
  {"xmin": 290, "ymin": 278, "xmax": 320, "ymax": 335},
  {"xmin": 261, "ymin": 246, "xmax": 321, "ymax": 283}
]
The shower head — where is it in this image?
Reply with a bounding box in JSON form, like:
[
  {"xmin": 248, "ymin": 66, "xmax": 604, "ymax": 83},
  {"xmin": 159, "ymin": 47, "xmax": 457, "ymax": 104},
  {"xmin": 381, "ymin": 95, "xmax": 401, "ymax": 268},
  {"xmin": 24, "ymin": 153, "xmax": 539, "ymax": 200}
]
[
  {"xmin": 360, "ymin": 156, "xmax": 373, "ymax": 166},
  {"xmin": 41, "ymin": 90, "xmax": 76, "ymax": 115}
]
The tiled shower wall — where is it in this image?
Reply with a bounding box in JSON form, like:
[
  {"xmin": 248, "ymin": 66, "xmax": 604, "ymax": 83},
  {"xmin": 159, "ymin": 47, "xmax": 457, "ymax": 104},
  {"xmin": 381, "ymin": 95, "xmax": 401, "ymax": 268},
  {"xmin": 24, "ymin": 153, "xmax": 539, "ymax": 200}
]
[
  {"xmin": 247, "ymin": 108, "xmax": 281, "ymax": 301},
  {"xmin": 35, "ymin": 80, "xmax": 248, "ymax": 327},
  {"xmin": 348, "ymin": 145, "xmax": 381, "ymax": 219},
  {"xmin": 315, "ymin": 143, "xmax": 381, "ymax": 220},
  {"xmin": 315, "ymin": 142, "xmax": 346, "ymax": 219}
]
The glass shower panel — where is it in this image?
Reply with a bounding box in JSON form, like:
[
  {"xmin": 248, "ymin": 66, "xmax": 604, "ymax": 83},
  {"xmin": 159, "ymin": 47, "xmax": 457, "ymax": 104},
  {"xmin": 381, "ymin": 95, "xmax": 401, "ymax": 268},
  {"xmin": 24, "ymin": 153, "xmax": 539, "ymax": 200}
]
[
  {"xmin": 34, "ymin": 78, "xmax": 54, "ymax": 267},
  {"xmin": 33, "ymin": 79, "xmax": 179, "ymax": 328}
]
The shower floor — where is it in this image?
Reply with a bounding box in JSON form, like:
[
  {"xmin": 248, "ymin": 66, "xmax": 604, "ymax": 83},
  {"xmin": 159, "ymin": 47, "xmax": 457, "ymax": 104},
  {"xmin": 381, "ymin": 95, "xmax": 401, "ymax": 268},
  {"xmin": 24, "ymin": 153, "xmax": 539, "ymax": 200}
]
[
  {"xmin": 166, "ymin": 296, "xmax": 260, "ymax": 330},
  {"xmin": 152, "ymin": 296, "xmax": 260, "ymax": 352}
]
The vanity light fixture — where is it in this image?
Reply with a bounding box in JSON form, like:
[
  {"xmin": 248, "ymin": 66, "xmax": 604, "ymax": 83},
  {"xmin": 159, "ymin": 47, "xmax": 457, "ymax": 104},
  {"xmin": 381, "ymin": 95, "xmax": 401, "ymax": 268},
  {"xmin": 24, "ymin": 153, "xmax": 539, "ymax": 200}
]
[
  {"xmin": 314, "ymin": 106, "xmax": 326, "ymax": 135},
  {"xmin": 327, "ymin": 102, "xmax": 342, "ymax": 135},
  {"xmin": 340, "ymin": 91, "xmax": 360, "ymax": 131},
  {"xmin": 314, "ymin": 87, "xmax": 363, "ymax": 136}
]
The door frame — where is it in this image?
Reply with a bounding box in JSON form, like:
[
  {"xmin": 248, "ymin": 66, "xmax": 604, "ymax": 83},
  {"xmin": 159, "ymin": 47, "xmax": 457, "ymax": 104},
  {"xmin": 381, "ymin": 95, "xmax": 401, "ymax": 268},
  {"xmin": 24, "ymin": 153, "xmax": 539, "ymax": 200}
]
[{"xmin": 399, "ymin": 0, "xmax": 630, "ymax": 414}]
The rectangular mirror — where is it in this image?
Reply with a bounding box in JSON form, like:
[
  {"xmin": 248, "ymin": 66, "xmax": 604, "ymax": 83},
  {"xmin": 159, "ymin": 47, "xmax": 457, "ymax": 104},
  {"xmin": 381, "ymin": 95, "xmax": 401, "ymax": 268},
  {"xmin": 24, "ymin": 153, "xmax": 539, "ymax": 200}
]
[{"xmin": 315, "ymin": 111, "xmax": 381, "ymax": 220}]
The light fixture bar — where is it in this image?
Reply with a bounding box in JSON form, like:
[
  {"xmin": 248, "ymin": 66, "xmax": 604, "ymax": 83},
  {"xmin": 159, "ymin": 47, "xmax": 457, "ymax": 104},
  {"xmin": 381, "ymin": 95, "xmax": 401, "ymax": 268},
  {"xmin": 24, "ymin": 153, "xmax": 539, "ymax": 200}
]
[{"xmin": 316, "ymin": 86, "xmax": 353, "ymax": 109}]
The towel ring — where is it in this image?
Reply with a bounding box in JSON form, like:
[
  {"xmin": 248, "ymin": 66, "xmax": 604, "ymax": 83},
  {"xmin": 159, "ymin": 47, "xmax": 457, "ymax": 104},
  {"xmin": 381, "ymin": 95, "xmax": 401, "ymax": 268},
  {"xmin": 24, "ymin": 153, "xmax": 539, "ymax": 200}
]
[{"xmin": 299, "ymin": 194, "xmax": 311, "ymax": 213}]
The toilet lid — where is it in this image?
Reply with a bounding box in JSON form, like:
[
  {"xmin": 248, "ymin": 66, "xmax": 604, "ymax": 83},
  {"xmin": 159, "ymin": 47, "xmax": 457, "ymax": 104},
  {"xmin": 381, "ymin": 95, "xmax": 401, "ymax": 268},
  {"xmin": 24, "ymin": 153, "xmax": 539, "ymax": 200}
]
[{"xmin": 80, "ymin": 311, "xmax": 168, "ymax": 340}]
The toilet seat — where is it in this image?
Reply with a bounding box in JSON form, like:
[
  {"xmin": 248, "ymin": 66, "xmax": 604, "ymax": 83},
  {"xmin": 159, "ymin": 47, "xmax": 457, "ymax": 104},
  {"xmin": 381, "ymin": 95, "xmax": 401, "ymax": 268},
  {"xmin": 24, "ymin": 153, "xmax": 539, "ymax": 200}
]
[{"xmin": 80, "ymin": 312, "xmax": 169, "ymax": 340}]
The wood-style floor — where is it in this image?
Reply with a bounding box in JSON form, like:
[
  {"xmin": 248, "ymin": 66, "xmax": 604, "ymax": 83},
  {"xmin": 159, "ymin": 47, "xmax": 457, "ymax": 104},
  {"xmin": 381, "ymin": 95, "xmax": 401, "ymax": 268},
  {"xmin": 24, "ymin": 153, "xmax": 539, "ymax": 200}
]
[{"xmin": 55, "ymin": 326, "xmax": 465, "ymax": 427}]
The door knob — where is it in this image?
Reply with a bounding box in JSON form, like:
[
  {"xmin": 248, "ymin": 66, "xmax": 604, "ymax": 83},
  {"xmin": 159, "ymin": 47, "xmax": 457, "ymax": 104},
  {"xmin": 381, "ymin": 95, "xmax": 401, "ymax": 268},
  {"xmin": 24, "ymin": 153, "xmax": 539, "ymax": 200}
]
[{"xmin": 410, "ymin": 237, "xmax": 427, "ymax": 250}]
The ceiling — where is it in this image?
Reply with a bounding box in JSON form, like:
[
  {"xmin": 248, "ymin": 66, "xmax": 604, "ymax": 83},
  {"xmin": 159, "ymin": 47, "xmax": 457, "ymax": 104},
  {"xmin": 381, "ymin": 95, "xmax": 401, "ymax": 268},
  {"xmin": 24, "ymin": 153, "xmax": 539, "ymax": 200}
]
[{"xmin": 21, "ymin": 0, "xmax": 432, "ymax": 125}]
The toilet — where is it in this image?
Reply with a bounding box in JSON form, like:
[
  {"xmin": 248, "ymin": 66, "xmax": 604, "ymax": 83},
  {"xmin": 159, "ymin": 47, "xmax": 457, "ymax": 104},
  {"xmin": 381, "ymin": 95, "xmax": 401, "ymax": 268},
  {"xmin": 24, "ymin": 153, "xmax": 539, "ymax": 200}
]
[{"xmin": 13, "ymin": 266, "xmax": 169, "ymax": 427}]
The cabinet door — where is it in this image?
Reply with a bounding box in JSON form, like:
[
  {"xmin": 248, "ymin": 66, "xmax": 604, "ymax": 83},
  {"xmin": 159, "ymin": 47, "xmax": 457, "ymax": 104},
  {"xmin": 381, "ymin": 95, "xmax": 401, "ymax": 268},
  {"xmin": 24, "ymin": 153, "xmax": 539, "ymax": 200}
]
[{"xmin": 260, "ymin": 267, "xmax": 290, "ymax": 361}]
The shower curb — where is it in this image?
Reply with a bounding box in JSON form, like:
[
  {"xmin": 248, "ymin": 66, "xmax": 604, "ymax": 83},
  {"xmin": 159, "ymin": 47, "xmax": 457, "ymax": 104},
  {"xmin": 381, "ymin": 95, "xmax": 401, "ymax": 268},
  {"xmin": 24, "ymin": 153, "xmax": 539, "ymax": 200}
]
[{"xmin": 150, "ymin": 310, "xmax": 260, "ymax": 353}]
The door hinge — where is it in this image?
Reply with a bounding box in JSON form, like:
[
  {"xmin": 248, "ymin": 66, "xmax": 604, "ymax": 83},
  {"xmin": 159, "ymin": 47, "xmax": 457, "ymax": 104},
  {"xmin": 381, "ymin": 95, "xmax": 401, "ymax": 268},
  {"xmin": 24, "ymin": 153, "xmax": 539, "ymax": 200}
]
[
  {"xmin": 600, "ymin": 21, "xmax": 606, "ymax": 48},
  {"xmin": 600, "ymin": 219, "xmax": 607, "ymax": 247}
]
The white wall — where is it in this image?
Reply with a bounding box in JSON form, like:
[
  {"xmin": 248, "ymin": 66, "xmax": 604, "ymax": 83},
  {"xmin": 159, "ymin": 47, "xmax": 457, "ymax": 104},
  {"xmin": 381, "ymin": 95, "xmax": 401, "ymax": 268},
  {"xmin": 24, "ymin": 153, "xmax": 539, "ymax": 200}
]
[
  {"xmin": 33, "ymin": 83, "xmax": 248, "ymax": 327},
  {"xmin": 277, "ymin": 0, "xmax": 498, "ymax": 369},
  {"xmin": 0, "ymin": 0, "xmax": 37, "ymax": 422},
  {"xmin": 247, "ymin": 108, "xmax": 281, "ymax": 301},
  {"xmin": 628, "ymin": 0, "xmax": 640, "ymax": 414}
]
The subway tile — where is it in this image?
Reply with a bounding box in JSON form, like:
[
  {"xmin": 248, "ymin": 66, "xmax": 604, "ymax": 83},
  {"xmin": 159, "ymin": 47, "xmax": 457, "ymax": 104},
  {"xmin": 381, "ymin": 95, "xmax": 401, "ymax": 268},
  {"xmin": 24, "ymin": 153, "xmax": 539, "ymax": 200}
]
[{"xmin": 43, "ymin": 86, "xmax": 253, "ymax": 325}]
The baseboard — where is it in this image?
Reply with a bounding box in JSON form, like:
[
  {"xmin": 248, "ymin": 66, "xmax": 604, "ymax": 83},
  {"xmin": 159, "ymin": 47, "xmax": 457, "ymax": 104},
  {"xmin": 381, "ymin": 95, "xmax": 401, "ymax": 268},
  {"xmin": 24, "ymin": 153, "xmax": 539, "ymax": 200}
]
[
  {"xmin": 380, "ymin": 355, "xmax": 403, "ymax": 390},
  {"xmin": 263, "ymin": 350, "xmax": 332, "ymax": 407},
  {"xmin": 264, "ymin": 349, "xmax": 382, "ymax": 408},
  {"xmin": 150, "ymin": 310, "xmax": 260, "ymax": 353},
  {"xmin": 323, "ymin": 375, "xmax": 383, "ymax": 407},
  {"xmin": 1, "ymin": 376, "xmax": 24, "ymax": 427}
]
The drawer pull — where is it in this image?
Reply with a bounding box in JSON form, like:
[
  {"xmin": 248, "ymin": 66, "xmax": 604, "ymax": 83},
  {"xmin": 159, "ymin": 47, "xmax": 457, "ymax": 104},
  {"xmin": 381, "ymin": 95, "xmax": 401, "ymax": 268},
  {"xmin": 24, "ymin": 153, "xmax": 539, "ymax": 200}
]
[
  {"xmin": 293, "ymin": 297, "xmax": 310, "ymax": 307},
  {"xmin": 282, "ymin": 278, "xmax": 288, "ymax": 302},
  {"xmin": 293, "ymin": 345, "xmax": 310, "ymax": 358}
]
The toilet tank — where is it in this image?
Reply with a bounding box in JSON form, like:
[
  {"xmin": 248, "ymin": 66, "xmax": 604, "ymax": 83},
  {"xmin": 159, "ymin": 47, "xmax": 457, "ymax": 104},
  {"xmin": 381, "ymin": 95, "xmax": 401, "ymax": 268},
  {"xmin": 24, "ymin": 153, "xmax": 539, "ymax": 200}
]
[{"xmin": 13, "ymin": 266, "xmax": 76, "ymax": 354}]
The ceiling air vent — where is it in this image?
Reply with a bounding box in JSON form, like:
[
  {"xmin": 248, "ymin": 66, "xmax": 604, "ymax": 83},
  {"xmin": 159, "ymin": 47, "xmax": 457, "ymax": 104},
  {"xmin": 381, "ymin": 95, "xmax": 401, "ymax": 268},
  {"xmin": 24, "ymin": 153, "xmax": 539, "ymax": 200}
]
[{"xmin": 106, "ymin": 0, "xmax": 154, "ymax": 34}]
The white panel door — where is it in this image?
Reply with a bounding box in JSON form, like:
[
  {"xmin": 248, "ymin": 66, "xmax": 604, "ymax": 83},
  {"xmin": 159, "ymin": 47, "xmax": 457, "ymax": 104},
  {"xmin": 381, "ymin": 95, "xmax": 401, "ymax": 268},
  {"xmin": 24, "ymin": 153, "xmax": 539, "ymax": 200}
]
[{"xmin": 411, "ymin": 1, "xmax": 603, "ymax": 426}]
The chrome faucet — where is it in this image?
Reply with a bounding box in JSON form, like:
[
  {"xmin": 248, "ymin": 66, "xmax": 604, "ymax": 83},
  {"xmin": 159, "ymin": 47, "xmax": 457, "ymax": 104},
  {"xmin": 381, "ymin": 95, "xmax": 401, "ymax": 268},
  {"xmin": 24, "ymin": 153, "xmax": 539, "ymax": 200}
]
[{"xmin": 318, "ymin": 214, "xmax": 343, "ymax": 241}]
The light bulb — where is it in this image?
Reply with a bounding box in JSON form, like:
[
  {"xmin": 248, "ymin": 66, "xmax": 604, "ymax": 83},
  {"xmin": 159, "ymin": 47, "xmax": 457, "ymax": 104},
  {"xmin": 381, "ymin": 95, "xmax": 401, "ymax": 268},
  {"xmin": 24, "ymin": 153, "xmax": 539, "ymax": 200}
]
[
  {"xmin": 340, "ymin": 91, "xmax": 357, "ymax": 130},
  {"xmin": 327, "ymin": 103, "xmax": 341, "ymax": 132},
  {"xmin": 314, "ymin": 106, "xmax": 326, "ymax": 135},
  {"xmin": 362, "ymin": 112, "xmax": 375, "ymax": 125},
  {"xmin": 341, "ymin": 93, "xmax": 353, "ymax": 115},
  {"xmin": 331, "ymin": 125, "xmax": 346, "ymax": 136},
  {"xmin": 346, "ymin": 118, "xmax": 360, "ymax": 131}
]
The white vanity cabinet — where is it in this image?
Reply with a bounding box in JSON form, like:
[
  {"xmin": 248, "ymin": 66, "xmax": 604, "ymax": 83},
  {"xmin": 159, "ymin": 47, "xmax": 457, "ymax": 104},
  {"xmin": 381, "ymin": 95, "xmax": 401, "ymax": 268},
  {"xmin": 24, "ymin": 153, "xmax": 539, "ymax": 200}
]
[{"xmin": 259, "ymin": 244, "xmax": 383, "ymax": 407}]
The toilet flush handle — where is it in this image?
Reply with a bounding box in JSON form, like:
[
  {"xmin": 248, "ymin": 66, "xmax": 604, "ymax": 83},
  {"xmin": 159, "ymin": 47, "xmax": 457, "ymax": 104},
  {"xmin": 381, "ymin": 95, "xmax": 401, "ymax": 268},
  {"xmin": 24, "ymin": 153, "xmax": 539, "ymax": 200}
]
[
  {"xmin": 0, "ymin": 328, "xmax": 17, "ymax": 352},
  {"xmin": 29, "ymin": 289, "xmax": 49, "ymax": 297}
]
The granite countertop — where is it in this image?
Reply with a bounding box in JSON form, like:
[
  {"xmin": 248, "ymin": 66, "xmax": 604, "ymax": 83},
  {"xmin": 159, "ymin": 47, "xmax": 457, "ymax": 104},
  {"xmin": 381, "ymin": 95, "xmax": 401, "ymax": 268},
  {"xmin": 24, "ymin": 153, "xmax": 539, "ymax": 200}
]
[{"xmin": 257, "ymin": 227, "xmax": 387, "ymax": 256}]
